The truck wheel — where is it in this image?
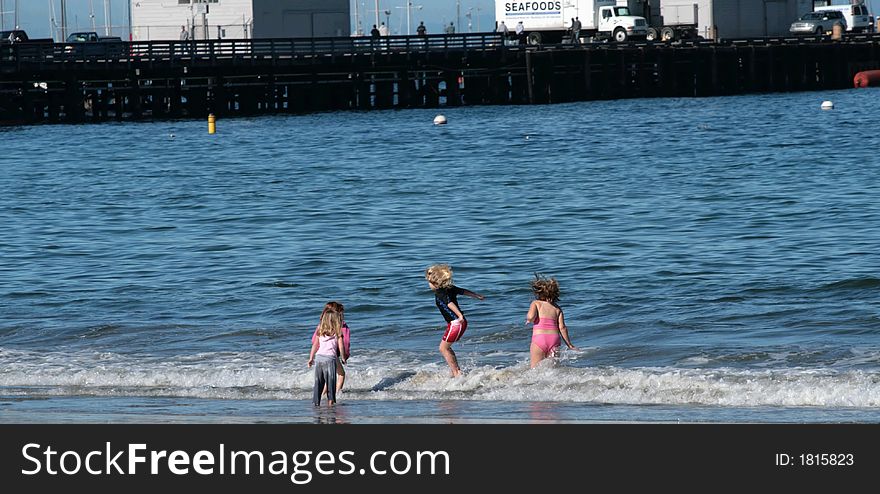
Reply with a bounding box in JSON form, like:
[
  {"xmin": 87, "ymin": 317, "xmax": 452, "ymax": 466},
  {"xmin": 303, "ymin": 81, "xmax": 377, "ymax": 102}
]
[
  {"xmin": 613, "ymin": 28, "xmax": 627, "ymax": 42},
  {"xmin": 527, "ymin": 32, "xmax": 542, "ymax": 45},
  {"xmin": 660, "ymin": 27, "xmax": 675, "ymax": 41},
  {"xmin": 646, "ymin": 27, "xmax": 659, "ymax": 41}
]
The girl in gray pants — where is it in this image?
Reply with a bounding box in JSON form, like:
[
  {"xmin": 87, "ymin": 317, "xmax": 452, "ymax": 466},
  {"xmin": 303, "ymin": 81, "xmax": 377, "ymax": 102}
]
[{"xmin": 307, "ymin": 308, "xmax": 346, "ymax": 406}]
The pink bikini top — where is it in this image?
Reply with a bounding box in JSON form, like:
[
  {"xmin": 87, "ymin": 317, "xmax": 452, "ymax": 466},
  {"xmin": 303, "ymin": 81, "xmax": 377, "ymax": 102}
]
[{"xmin": 533, "ymin": 317, "xmax": 559, "ymax": 333}]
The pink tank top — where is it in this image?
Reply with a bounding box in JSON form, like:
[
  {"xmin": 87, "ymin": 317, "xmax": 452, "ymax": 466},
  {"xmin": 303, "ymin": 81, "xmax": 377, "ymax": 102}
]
[
  {"xmin": 312, "ymin": 323, "xmax": 351, "ymax": 358},
  {"xmin": 316, "ymin": 335, "xmax": 339, "ymax": 357}
]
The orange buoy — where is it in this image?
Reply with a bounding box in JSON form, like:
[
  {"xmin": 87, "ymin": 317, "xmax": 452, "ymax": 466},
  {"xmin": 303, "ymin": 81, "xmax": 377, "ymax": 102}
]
[{"xmin": 853, "ymin": 70, "xmax": 880, "ymax": 88}]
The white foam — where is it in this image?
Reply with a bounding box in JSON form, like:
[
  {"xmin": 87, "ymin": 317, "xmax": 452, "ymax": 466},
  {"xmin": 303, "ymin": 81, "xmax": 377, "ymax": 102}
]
[{"xmin": 2, "ymin": 348, "xmax": 880, "ymax": 407}]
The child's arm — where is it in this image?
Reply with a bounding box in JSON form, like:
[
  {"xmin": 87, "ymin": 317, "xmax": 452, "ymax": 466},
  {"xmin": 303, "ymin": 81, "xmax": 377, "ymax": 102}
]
[
  {"xmin": 337, "ymin": 335, "xmax": 346, "ymax": 363},
  {"xmin": 446, "ymin": 301, "xmax": 465, "ymax": 322},
  {"xmin": 307, "ymin": 339, "xmax": 319, "ymax": 367},
  {"xmin": 459, "ymin": 287, "xmax": 485, "ymax": 300},
  {"xmin": 558, "ymin": 310, "xmax": 578, "ymax": 350},
  {"xmin": 526, "ymin": 300, "xmax": 539, "ymax": 324}
]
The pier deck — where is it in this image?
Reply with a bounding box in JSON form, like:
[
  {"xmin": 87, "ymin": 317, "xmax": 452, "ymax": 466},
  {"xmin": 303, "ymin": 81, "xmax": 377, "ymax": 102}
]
[{"xmin": 2, "ymin": 33, "xmax": 879, "ymax": 124}]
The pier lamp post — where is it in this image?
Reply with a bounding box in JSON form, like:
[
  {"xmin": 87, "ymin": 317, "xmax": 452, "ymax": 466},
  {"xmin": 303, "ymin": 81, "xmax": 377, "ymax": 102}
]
[
  {"xmin": 374, "ymin": 0, "xmax": 379, "ymax": 32},
  {"xmin": 353, "ymin": 0, "xmax": 362, "ymax": 35},
  {"xmin": 60, "ymin": 0, "xmax": 68, "ymax": 41},
  {"xmin": 103, "ymin": 0, "xmax": 111, "ymax": 36},
  {"xmin": 395, "ymin": 2, "xmax": 423, "ymax": 35},
  {"xmin": 384, "ymin": 9, "xmax": 391, "ymax": 33}
]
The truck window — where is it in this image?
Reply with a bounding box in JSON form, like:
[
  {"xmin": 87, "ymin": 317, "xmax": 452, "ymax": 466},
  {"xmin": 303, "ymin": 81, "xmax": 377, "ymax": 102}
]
[
  {"xmin": 603, "ymin": 10, "xmax": 611, "ymax": 19},
  {"xmin": 614, "ymin": 7, "xmax": 631, "ymax": 16}
]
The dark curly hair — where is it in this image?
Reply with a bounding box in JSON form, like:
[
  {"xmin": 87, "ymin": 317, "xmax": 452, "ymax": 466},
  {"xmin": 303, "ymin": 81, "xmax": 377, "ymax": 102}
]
[{"xmin": 530, "ymin": 274, "xmax": 559, "ymax": 303}]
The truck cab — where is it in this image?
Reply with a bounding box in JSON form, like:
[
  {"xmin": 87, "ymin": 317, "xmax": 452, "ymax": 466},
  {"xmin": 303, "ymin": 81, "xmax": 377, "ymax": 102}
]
[
  {"xmin": 66, "ymin": 32, "xmax": 107, "ymax": 43},
  {"xmin": 63, "ymin": 32, "xmax": 125, "ymax": 57},
  {"xmin": 598, "ymin": 5, "xmax": 648, "ymax": 42},
  {"xmin": 814, "ymin": 2, "xmax": 874, "ymax": 33},
  {"xmin": 1, "ymin": 30, "xmax": 54, "ymax": 44}
]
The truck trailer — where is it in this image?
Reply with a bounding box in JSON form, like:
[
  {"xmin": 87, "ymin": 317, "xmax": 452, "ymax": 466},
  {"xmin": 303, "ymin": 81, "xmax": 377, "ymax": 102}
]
[{"xmin": 495, "ymin": 0, "xmax": 648, "ymax": 43}]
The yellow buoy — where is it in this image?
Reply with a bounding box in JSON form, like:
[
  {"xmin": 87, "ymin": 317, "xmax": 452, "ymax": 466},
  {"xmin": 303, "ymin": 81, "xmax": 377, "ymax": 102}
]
[{"xmin": 208, "ymin": 113, "xmax": 216, "ymax": 134}]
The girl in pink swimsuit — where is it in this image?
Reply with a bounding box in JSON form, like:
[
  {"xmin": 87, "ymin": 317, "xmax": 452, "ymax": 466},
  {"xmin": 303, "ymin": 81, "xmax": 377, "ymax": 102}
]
[{"xmin": 525, "ymin": 275, "xmax": 577, "ymax": 368}]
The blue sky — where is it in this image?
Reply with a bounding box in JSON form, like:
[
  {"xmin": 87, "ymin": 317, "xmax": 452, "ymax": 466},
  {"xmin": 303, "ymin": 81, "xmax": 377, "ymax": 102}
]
[
  {"xmin": 4, "ymin": 1, "xmax": 880, "ymax": 39},
  {"xmin": 2, "ymin": 0, "xmax": 497, "ymax": 39}
]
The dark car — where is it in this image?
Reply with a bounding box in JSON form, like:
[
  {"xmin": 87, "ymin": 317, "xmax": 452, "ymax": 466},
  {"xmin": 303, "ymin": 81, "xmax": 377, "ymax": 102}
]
[{"xmin": 790, "ymin": 11, "xmax": 847, "ymax": 35}]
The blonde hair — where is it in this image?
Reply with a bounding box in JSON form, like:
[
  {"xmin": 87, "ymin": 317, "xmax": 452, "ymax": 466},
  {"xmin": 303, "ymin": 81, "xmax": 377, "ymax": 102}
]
[
  {"xmin": 531, "ymin": 274, "xmax": 560, "ymax": 303},
  {"xmin": 317, "ymin": 309, "xmax": 343, "ymax": 337},
  {"xmin": 425, "ymin": 264, "xmax": 453, "ymax": 288}
]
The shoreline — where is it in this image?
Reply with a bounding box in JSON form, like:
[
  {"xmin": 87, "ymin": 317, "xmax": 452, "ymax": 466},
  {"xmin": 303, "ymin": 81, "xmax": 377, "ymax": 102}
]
[{"xmin": 3, "ymin": 394, "xmax": 879, "ymax": 424}]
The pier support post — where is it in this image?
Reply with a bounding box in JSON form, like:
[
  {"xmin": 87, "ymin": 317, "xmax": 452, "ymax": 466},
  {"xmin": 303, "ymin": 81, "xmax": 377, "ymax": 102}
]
[
  {"xmin": 170, "ymin": 78, "xmax": 183, "ymax": 117},
  {"xmin": 583, "ymin": 50, "xmax": 593, "ymax": 100},
  {"xmin": 64, "ymin": 79, "xmax": 84, "ymax": 123},
  {"xmin": 525, "ymin": 50, "xmax": 535, "ymax": 104},
  {"xmin": 424, "ymin": 75, "xmax": 440, "ymax": 108},
  {"xmin": 444, "ymin": 71, "xmax": 462, "ymax": 106},
  {"xmin": 355, "ymin": 73, "xmax": 371, "ymax": 110},
  {"xmin": 20, "ymin": 83, "xmax": 35, "ymax": 123}
]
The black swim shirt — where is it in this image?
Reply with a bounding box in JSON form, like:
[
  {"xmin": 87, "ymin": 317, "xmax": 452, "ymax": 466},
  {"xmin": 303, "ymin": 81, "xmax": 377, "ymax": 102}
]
[{"xmin": 434, "ymin": 285, "xmax": 465, "ymax": 322}]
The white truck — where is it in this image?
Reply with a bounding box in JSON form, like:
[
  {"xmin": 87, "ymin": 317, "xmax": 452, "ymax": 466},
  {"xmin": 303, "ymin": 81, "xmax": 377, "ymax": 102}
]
[
  {"xmin": 495, "ymin": 0, "xmax": 648, "ymax": 43},
  {"xmin": 814, "ymin": 1, "xmax": 874, "ymax": 33}
]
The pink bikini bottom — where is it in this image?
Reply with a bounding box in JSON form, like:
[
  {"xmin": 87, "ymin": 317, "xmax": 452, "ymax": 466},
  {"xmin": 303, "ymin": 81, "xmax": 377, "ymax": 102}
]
[{"xmin": 531, "ymin": 329, "xmax": 561, "ymax": 354}]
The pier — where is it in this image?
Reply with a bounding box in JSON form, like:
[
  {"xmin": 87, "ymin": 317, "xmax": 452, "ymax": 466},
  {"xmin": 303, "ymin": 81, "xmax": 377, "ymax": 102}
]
[{"xmin": 1, "ymin": 33, "xmax": 879, "ymax": 124}]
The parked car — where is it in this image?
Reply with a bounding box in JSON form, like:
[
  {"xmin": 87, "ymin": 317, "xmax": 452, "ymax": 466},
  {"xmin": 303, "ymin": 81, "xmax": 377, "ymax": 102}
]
[
  {"xmin": 814, "ymin": 3, "xmax": 873, "ymax": 33},
  {"xmin": 789, "ymin": 11, "xmax": 847, "ymax": 36}
]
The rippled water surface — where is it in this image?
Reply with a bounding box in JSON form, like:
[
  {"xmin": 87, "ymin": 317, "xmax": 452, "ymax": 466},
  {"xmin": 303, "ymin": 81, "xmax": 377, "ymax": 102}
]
[{"xmin": 2, "ymin": 89, "xmax": 880, "ymax": 422}]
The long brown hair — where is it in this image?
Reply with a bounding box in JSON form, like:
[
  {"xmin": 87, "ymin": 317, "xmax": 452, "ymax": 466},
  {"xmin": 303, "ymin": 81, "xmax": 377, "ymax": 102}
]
[
  {"xmin": 322, "ymin": 301, "xmax": 344, "ymax": 316},
  {"xmin": 531, "ymin": 274, "xmax": 560, "ymax": 303}
]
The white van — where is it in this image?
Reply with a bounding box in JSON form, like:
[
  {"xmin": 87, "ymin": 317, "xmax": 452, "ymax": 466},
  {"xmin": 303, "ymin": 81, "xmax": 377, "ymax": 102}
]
[{"xmin": 814, "ymin": 2, "xmax": 874, "ymax": 32}]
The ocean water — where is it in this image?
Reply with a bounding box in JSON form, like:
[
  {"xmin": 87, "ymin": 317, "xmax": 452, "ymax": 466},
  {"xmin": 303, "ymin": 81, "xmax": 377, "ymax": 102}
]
[{"xmin": 2, "ymin": 89, "xmax": 880, "ymax": 423}]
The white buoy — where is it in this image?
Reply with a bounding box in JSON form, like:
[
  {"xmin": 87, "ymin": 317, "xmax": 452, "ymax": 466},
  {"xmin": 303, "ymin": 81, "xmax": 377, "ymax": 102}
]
[
  {"xmin": 821, "ymin": 100, "xmax": 834, "ymax": 110},
  {"xmin": 433, "ymin": 115, "xmax": 447, "ymax": 125}
]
